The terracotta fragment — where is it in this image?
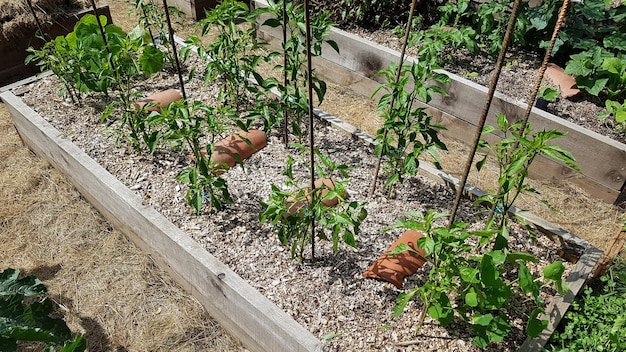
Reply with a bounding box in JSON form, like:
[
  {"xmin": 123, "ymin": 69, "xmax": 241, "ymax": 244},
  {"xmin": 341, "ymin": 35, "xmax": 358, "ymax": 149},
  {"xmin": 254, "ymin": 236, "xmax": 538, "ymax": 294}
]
[
  {"xmin": 543, "ymin": 63, "xmax": 580, "ymax": 99},
  {"xmin": 363, "ymin": 230, "xmax": 427, "ymax": 289},
  {"xmin": 211, "ymin": 129, "xmax": 267, "ymax": 170},
  {"xmin": 133, "ymin": 89, "xmax": 183, "ymax": 112}
]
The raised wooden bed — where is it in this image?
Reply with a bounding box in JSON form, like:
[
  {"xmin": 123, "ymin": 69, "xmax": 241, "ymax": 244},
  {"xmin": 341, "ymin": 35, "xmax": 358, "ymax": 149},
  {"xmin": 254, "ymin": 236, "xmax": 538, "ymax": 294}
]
[
  {"xmin": 0, "ymin": 6, "xmax": 112, "ymax": 87},
  {"xmin": 253, "ymin": 0, "xmax": 626, "ymax": 206},
  {"xmin": 1, "ymin": 72, "xmax": 604, "ymax": 350}
]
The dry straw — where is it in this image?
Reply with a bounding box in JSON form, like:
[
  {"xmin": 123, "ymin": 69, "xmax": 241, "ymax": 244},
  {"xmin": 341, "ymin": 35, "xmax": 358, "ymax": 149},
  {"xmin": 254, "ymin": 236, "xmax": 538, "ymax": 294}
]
[{"xmin": 0, "ymin": 106, "xmax": 243, "ymax": 351}]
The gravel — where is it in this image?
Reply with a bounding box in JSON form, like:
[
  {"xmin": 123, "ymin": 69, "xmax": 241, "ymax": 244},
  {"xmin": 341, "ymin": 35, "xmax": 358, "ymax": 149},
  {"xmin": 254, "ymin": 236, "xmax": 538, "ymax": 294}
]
[{"xmin": 14, "ymin": 52, "xmax": 573, "ymax": 352}]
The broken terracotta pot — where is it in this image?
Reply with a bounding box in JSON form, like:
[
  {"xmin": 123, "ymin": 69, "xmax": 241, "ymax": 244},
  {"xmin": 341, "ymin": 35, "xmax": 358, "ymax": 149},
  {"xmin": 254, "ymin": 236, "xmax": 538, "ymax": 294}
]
[
  {"xmin": 363, "ymin": 230, "xmax": 427, "ymax": 289},
  {"xmin": 133, "ymin": 89, "xmax": 183, "ymax": 112},
  {"xmin": 211, "ymin": 129, "xmax": 267, "ymax": 170},
  {"xmin": 543, "ymin": 63, "xmax": 580, "ymax": 99},
  {"xmin": 283, "ymin": 177, "xmax": 348, "ymax": 217},
  {"xmin": 312, "ymin": 177, "xmax": 347, "ymax": 207}
]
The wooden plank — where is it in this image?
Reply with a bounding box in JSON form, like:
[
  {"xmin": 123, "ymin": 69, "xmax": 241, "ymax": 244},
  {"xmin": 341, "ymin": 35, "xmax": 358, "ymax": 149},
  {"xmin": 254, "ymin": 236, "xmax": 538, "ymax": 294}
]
[
  {"xmin": 1, "ymin": 91, "xmax": 324, "ymax": 352},
  {"xmin": 519, "ymin": 244, "xmax": 604, "ymax": 351},
  {"xmin": 253, "ymin": 0, "xmax": 626, "ymax": 203}
]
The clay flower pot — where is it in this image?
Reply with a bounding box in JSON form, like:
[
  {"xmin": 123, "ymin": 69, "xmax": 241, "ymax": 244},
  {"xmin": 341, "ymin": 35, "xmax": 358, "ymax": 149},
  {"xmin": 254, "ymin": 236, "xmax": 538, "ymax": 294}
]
[
  {"xmin": 363, "ymin": 230, "xmax": 427, "ymax": 289},
  {"xmin": 211, "ymin": 129, "xmax": 267, "ymax": 170},
  {"xmin": 543, "ymin": 63, "xmax": 580, "ymax": 99},
  {"xmin": 133, "ymin": 89, "xmax": 183, "ymax": 112}
]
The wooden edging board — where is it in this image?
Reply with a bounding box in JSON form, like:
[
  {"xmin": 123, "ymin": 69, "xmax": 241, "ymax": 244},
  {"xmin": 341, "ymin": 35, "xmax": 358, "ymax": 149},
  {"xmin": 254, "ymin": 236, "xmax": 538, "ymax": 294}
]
[
  {"xmin": 0, "ymin": 90, "xmax": 324, "ymax": 352},
  {"xmin": 252, "ymin": 0, "xmax": 626, "ymax": 205}
]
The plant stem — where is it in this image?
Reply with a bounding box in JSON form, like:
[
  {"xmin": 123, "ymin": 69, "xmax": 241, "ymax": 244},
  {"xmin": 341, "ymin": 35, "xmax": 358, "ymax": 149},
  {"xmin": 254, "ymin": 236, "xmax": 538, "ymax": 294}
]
[
  {"xmin": 447, "ymin": 0, "xmax": 522, "ymax": 227},
  {"xmin": 368, "ymin": 0, "xmax": 418, "ymax": 199}
]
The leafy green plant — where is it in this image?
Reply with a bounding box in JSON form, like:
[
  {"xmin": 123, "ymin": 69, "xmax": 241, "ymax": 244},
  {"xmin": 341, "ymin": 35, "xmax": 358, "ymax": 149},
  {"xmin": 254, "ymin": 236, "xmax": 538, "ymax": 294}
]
[
  {"xmin": 133, "ymin": 0, "xmax": 184, "ymax": 67},
  {"xmin": 25, "ymin": 36, "xmax": 83, "ymax": 105},
  {"xmin": 0, "ymin": 268, "xmax": 86, "ymax": 352},
  {"xmin": 183, "ymin": 0, "xmax": 273, "ymax": 111},
  {"xmin": 156, "ymin": 99, "xmax": 234, "ymax": 214},
  {"xmin": 545, "ymin": 257, "xmax": 626, "ymax": 352},
  {"xmin": 372, "ymin": 29, "xmax": 450, "ymax": 195},
  {"xmin": 389, "ymin": 211, "xmax": 568, "ymax": 348},
  {"xmin": 260, "ymin": 145, "xmax": 367, "ymax": 260},
  {"xmin": 475, "ymin": 114, "xmax": 579, "ymax": 249},
  {"xmin": 263, "ymin": 0, "xmax": 338, "ymax": 140},
  {"xmin": 599, "ymin": 99, "xmax": 626, "ymax": 130}
]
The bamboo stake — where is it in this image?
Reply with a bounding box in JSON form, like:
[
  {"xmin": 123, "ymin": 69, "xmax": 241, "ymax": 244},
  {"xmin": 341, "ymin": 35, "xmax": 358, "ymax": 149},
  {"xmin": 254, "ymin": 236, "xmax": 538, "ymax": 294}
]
[
  {"xmin": 368, "ymin": 0, "xmax": 419, "ymax": 199},
  {"xmin": 304, "ymin": 0, "xmax": 316, "ymax": 260},
  {"xmin": 447, "ymin": 0, "xmax": 523, "ymax": 227},
  {"xmin": 162, "ymin": 0, "xmax": 187, "ymax": 100}
]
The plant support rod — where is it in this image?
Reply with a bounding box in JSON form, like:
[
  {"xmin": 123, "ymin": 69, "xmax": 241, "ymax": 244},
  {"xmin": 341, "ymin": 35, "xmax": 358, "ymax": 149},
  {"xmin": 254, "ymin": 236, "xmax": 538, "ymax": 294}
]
[
  {"xmin": 368, "ymin": 0, "xmax": 419, "ymax": 198},
  {"xmin": 447, "ymin": 0, "xmax": 523, "ymax": 227},
  {"xmin": 304, "ymin": 0, "xmax": 316, "ymax": 260},
  {"xmin": 282, "ymin": 0, "xmax": 289, "ymax": 145},
  {"xmin": 25, "ymin": 0, "xmax": 47, "ymax": 41},
  {"xmin": 162, "ymin": 0, "xmax": 187, "ymax": 100}
]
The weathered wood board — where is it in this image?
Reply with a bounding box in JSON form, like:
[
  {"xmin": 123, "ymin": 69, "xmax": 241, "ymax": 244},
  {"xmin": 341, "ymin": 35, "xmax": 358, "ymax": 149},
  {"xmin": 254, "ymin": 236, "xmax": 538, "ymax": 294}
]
[
  {"xmin": 0, "ymin": 90, "xmax": 324, "ymax": 352},
  {"xmin": 253, "ymin": 0, "xmax": 626, "ymax": 204}
]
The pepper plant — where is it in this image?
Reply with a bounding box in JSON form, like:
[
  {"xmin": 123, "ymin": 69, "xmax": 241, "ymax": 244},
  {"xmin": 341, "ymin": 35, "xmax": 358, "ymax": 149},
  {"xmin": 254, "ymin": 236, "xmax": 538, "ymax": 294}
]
[
  {"xmin": 262, "ymin": 0, "xmax": 339, "ymax": 140},
  {"xmin": 475, "ymin": 114, "xmax": 579, "ymax": 249},
  {"xmin": 182, "ymin": 0, "xmax": 274, "ymax": 112},
  {"xmin": 372, "ymin": 29, "xmax": 450, "ymax": 196},
  {"xmin": 155, "ymin": 99, "xmax": 234, "ymax": 214},
  {"xmin": 260, "ymin": 145, "xmax": 367, "ymax": 261},
  {"xmin": 389, "ymin": 210, "xmax": 569, "ymax": 348}
]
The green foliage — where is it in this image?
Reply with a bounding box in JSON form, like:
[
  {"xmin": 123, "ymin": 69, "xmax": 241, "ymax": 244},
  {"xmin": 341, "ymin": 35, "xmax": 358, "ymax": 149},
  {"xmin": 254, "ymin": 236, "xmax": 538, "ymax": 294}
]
[
  {"xmin": 260, "ymin": 145, "xmax": 367, "ymax": 260},
  {"xmin": 133, "ymin": 0, "xmax": 184, "ymax": 67},
  {"xmin": 263, "ymin": 0, "xmax": 338, "ymax": 140},
  {"xmin": 157, "ymin": 100, "xmax": 234, "ymax": 214},
  {"xmin": 389, "ymin": 211, "xmax": 567, "ymax": 348},
  {"xmin": 0, "ymin": 268, "xmax": 86, "ymax": 352},
  {"xmin": 184, "ymin": 0, "xmax": 274, "ymax": 111},
  {"xmin": 545, "ymin": 257, "xmax": 626, "ymax": 352},
  {"xmin": 475, "ymin": 114, "xmax": 578, "ymax": 248},
  {"xmin": 373, "ymin": 29, "xmax": 449, "ymax": 195}
]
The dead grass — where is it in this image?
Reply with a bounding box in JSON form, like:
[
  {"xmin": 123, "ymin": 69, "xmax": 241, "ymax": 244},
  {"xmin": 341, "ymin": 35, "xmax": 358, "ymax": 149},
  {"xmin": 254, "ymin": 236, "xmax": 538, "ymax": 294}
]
[
  {"xmin": 0, "ymin": 104, "xmax": 243, "ymax": 351},
  {"xmin": 1, "ymin": 1, "xmax": 245, "ymax": 350}
]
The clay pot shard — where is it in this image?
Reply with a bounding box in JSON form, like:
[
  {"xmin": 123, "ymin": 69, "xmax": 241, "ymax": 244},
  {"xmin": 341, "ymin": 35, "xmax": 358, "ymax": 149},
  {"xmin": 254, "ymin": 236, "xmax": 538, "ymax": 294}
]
[
  {"xmin": 211, "ymin": 129, "xmax": 267, "ymax": 171},
  {"xmin": 133, "ymin": 89, "xmax": 183, "ymax": 112},
  {"xmin": 283, "ymin": 177, "xmax": 348, "ymax": 217},
  {"xmin": 543, "ymin": 63, "xmax": 580, "ymax": 99},
  {"xmin": 312, "ymin": 177, "xmax": 347, "ymax": 207},
  {"xmin": 363, "ymin": 230, "xmax": 427, "ymax": 289}
]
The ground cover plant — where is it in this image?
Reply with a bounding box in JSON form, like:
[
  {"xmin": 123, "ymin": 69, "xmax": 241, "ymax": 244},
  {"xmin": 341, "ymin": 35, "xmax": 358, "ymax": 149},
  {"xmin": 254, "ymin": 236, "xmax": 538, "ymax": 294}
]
[
  {"xmin": 15, "ymin": 0, "xmax": 598, "ymax": 349},
  {"xmin": 545, "ymin": 256, "xmax": 626, "ymax": 351},
  {"xmin": 0, "ymin": 268, "xmax": 85, "ymax": 352}
]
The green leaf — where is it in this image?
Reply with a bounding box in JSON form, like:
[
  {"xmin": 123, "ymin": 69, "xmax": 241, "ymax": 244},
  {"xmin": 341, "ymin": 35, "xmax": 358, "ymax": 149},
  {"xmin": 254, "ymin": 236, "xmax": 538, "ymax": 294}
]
[
  {"xmin": 0, "ymin": 269, "xmax": 47, "ymax": 297},
  {"xmin": 472, "ymin": 313, "xmax": 493, "ymax": 326},
  {"xmin": 526, "ymin": 308, "xmax": 548, "ymax": 338},
  {"xmin": 140, "ymin": 46, "xmax": 164, "ymax": 75},
  {"xmin": 465, "ymin": 290, "xmax": 479, "ymax": 307}
]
